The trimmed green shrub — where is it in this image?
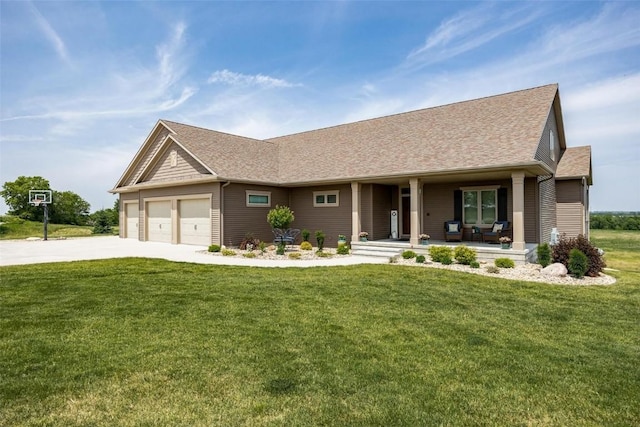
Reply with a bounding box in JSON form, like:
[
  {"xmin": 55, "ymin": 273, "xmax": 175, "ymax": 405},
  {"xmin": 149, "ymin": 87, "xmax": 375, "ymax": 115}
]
[
  {"xmin": 486, "ymin": 265, "xmax": 500, "ymax": 274},
  {"xmin": 568, "ymin": 248, "xmax": 589, "ymax": 278},
  {"xmin": 288, "ymin": 252, "xmax": 301, "ymax": 259},
  {"xmin": 208, "ymin": 244, "xmax": 221, "ymax": 253},
  {"xmin": 301, "ymin": 229, "xmax": 310, "ymax": 242},
  {"xmin": 300, "ymin": 241, "xmax": 313, "ymax": 251},
  {"xmin": 454, "ymin": 245, "xmax": 477, "ymax": 265},
  {"xmin": 470, "ymin": 261, "xmax": 480, "ymax": 269},
  {"xmin": 267, "ymin": 205, "xmax": 294, "ymax": 229},
  {"xmin": 429, "ymin": 246, "xmax": 453, "ymax": 264},
  {"xmin": 402, "ymin": 250, "xmax": 417, "ymax": 259},
  {"xmin": 552, "ymin": 234, "xmax": 605, "ymax": 277},
  {"xmin": 222, "ymin": 249, "xmax": 236, "ymax": 256},
  {"xmin": 276, "ymin": 242, "xmax": 285, "ymax": 255},
  {"xmin": 415, "ymin": 255, "xmax": 426, "ymax": 263},
  {"xmin": 315, "ymin": 230, "xmax": 325, "ymax": 251},
  {"xmin": 495, "ymin": 258, "xmax": 515, "ymax": 268},
  {"xmin": 316, "ymin": 250, "xmax": 332, "ymax": 258},
  {"xmin": 336, "ymin": 245, "xmax": 350, "ymax": 255},
  {"xmin": 258, "ymin": 241, "xmax": 267, "ymax": 254},
  {"xmin": 537, "ymin": 243, "xmax": 551, "ymax": 267},
  {"xmin": 243, "ymin": 252, "xmax": 256, "ymax": 258}
]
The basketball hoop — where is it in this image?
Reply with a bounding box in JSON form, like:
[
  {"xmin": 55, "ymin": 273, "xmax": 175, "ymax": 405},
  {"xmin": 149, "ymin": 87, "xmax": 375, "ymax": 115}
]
[{"xmin": 28, "ymin": 190, "xmax": 52, "ymax": 241}]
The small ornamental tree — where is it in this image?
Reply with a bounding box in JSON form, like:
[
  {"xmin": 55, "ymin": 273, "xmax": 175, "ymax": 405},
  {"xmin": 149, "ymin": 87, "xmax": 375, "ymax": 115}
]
[
  {"xmin": 267, "ymin": 205, "xmax": 294, "ymax": 229},
  {"xmin": 537, "ymin": 243, "xmax": 552, "ymax": 267}
]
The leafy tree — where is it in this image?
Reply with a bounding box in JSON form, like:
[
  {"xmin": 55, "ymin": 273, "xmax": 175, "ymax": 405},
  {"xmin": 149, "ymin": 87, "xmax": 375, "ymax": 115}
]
[
  {"xmin": 0, "ymin": 176, "xmax": 51, "ymax": 221},
  {"xmin": 49, "ymin": 191, "xmax": 91, "ymax": 225}
]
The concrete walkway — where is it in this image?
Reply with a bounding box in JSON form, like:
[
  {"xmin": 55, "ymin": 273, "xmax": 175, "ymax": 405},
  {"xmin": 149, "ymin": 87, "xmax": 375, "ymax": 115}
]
[{"xmin": 0, "ymin": 236, "xmax": 388, "ymax": 268}]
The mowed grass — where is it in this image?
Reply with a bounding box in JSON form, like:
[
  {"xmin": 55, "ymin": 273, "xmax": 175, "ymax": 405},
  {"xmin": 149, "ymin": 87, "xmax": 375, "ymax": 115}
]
[
  {"xmin": 0, "ymin": 216, "xmax": 100, "ymax": 240},
  {"xmin": 1, "ymin": 233, "xmax": 639, "ymax": 426}
]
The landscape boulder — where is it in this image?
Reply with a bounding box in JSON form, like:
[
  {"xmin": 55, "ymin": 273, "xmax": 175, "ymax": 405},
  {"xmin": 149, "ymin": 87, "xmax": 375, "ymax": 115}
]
[{"xmin": 541, "ymin": 263, "xmax": 568, "ymax": 277}]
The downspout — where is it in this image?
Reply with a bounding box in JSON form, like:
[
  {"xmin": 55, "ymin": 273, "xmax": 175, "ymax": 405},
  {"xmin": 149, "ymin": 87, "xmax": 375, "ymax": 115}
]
[
  {"xmin": 582, "ymin": 177, "xmax": 589, "ymax": 238},
  {"xmin": 220, "ymin": 181, "xmax": 231, "ymax": 246}
]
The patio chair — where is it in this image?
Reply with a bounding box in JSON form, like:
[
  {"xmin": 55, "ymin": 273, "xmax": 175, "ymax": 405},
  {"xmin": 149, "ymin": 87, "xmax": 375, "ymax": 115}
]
[
  {"xmin": 482, "ymin": 221, "xmax": 511, "ymax": 243},
  {"xmin": 272, "ymin": 228, "xmax": 300, "ymax": 248},
  {"xmin": 444, "ymin": 220, "xmax": 463, "ymax": 242}
]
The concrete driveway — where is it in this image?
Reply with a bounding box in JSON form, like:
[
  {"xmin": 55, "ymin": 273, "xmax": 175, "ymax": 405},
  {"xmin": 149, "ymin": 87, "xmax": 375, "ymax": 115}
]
[{"xmin": 0, "ymin": 236, "xmax": 387, "ymax": 268}]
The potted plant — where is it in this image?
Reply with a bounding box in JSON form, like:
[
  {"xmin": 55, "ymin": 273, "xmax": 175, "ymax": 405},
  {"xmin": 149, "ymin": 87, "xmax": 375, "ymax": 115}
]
[
  {"xmin": 419, "ymin": 233, "xmax": 430, "ymax": 245},
  {"xmin": 338, "ymin": 234, "xmax": 347, "ymax": 244},
  {"xmin": 499, "ymin": 236, "xmax": 512, "ymax": 249},
  {"xmin": 359, "ymin": 231, "xmax": 369, "ymax": 242}
]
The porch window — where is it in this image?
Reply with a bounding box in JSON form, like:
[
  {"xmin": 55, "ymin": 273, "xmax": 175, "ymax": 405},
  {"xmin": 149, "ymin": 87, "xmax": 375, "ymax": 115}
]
[
  {"xmin": 246, "ymin": 190, "xmax": 271, "ymax": 207},
  {"xmin": 313, "ymin": 191, "xmax": 339, "ymax": 207},
  {"xmin": 463, "ymin": 189, "xmax": 497, "ymax": 226}
]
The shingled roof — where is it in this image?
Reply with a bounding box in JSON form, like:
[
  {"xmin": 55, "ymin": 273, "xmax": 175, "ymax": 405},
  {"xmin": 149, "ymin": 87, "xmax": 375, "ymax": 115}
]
[
  {"xmin": 269, "ymin": 84, "xmax": 561, "ymax": 183},
  {"xmin": 117, "ymin": 84, "xmax": 570, "ymax": 189},
  {"xmin": 160, "ymin": 120, "xmax": 280, "ymax": 183},
  {"xmin": 556, "ymin": 146, "xmax": 592, "ymax": 184}
]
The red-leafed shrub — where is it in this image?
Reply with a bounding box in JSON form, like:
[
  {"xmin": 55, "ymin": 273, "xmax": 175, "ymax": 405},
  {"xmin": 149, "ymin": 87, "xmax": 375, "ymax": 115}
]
[{"xmin": 552, "ymin": 234, "xmax": 605, "ymax": 277}]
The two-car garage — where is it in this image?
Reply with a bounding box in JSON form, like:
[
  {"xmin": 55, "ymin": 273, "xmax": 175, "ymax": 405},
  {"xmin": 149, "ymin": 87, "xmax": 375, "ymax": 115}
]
[{"xmin": 124, "ymin": 197, "xmax": 211, "ymax": 246}]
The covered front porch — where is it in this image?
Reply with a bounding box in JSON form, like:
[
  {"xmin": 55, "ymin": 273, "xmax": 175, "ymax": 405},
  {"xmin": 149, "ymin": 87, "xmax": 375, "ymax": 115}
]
[
  {"xmin": 351, "ymin": 239, "xmax": 538, "ymax": 265},
  {"xmin": 350, "ymin": 170, "xmax": 547, "ymax": 263}
]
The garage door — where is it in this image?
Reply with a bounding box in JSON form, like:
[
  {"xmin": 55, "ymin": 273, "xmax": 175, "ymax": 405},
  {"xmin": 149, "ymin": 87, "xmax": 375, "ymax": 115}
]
[
  {"xmin": 125, "ymin": 203, "xmax": 139, "ymax": 239},
  {"xmin": 147, "ymin": 201, "xmax": 172, "ymax": 243},
  {"xmin": 179, "ymin": 199, "xmax": 210, "ymax": 245}
]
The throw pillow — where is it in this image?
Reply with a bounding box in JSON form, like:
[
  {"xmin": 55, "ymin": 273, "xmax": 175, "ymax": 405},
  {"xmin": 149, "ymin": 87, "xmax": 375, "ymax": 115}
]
[
  {"xmin": 448, "ymin": 223, "xmax": 459, "ymax": 233},
  {"xmin": 492, "ymin": 223, "xmax": 503, "ymax": 233}
]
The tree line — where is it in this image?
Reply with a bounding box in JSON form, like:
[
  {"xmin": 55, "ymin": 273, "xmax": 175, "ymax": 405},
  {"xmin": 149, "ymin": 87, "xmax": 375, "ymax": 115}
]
[
  {"xmin": 590, "ymin": 212, "xmax": 640, "ymax": 230},
  {"xmin": 1, "ymin": 176, "xmax": 118, "ymax": 231}
]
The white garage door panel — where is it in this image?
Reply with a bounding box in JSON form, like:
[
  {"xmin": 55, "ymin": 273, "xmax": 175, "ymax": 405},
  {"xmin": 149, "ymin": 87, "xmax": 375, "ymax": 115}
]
[
  {"xmin": 147, "ymin": 201, "xmax": 172, "ymax": 243},
  {"xmin": 179, "ymin": 199, "xmax": 210, "ymax": 245},
  {"xmin": 125, "ymin": 203, "xmax": 139, "ymax": 239}
]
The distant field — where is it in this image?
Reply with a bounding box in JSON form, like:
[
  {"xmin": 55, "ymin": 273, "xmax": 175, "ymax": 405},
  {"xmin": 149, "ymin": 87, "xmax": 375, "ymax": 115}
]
[{"xmin": 0, "ymin": 216, "xmax": 117, "ymax": 240}]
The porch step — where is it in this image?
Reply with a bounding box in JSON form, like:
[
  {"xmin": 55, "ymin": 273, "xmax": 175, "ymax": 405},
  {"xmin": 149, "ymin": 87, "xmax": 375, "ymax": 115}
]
[{"xmin": 351, "ymin": 242, "xmax": 404, "ymax": 259}]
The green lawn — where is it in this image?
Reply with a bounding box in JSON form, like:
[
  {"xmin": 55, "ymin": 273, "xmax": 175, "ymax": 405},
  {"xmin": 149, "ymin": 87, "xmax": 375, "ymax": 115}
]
[
  {"xmin": 1, "ymin": 232, "xmax": 639, "ymax": 426},
  {"xmin": 0, "ymin": 216, "xmax": 118, "ymax": 240}
]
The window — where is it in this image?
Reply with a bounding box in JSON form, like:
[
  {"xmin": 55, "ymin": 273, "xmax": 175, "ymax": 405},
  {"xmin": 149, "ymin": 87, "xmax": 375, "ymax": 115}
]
[
  {"xmin": 246, "ymin": 190, "xmax": 271, "ymax": 207},
  {"xmin": 462, "ymin": 187, "xmax": 498, "ymax": 226},
  {"xmin": 313, "ymin": 191, "xmax": 339, "ymax": 207},
  {"xmin": 550, "ymin": 130, "xmax": 555, "ymax": 161}
]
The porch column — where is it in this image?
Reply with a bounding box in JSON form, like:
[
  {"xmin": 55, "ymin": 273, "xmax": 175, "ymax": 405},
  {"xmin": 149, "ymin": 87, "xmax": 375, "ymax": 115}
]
[
  {"xmin": 351, "ymin": 182, "xmax": 361, "ymax": 242},
  {"xmin": 409, "ymin": 178, "xmax": 420, "ymax": 245},
  {"xmin": 511, "ymin": 172, "xmax": 525, "ymax": 250}
]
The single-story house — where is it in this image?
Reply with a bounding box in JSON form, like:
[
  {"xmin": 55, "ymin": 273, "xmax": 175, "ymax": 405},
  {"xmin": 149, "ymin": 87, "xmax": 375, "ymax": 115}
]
[{"xmin": 111, "ymin": 83, "xmax": 592, "ymax": 252}]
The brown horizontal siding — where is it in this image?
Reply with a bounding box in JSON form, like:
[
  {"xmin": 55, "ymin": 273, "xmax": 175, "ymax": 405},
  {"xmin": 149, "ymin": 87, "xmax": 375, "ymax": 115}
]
[
  {"xmin": 534, "ymin": 109, "xmax": 560, "ymax": 171},
  {"xmin": 222, "ymin": 183, "xmax": 289, "ymax": 247},
  {"xmin": 289, "ymin": 184, "xmax": 352, "ymax": 247},
  {"xmin": 423, "ymin": 183, "xmax": 458, "ymax": 240},
  {"xmin": 556, "ymin": 180, "xmax": 583, "ymax": 203},
  {"xmin": 557, "ymin": 203, "xmax": 584, "ymax": 237},
  {"xmin": 372, "ymin": 185, "xmax": 393, "ymax": 240},
  {"xmin": 360, "ymin": 184, "xmax": 373, "ymax": 240},
  {"xmin": 539, "ymin": 178, "xmax": 556, "ymax": 243},
  {"xmin": 524, "ymin": 177, "xmax": 538, "ymax": 243}
]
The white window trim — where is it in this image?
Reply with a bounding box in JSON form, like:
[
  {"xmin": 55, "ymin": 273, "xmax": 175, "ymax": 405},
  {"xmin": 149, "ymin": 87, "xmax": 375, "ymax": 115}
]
[
  {"xmin": 313, "ymin": 190, "xmax": 340, "ymax": 207},
  {"xmin": 461, "ymin": 187, "xmax": 499, "ymax": 227},
  {"xmin": 246, "ymin": 190, "xmax": 271, "ymax": 207}
]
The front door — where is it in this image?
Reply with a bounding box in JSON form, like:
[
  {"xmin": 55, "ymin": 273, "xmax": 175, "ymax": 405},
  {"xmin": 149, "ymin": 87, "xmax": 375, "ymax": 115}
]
[{"xmin": 402, "ymin": 194, "xmax": 411, "ymax": 236}]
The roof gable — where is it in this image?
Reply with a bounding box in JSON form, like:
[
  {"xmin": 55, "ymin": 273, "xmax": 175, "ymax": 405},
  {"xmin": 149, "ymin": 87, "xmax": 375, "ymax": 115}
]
[{"xmin": 139, "ymin": 138, "xmax": 213, "ymax": 184}]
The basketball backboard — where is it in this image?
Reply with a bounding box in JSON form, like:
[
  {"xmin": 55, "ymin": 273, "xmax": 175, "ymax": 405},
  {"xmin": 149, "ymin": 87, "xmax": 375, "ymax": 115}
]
[{"xmin": 29, "ymin": 190, "xmax": 53, "ymax": 205}]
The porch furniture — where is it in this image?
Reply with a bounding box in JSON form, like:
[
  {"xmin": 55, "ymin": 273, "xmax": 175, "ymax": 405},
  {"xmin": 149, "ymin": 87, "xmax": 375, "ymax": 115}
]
[
  {"xmin": 471, "ymin": 226, "xmax": 483, "ymax": 242},
  {"xmin": 444, "ymin": 220, "xmax": 463, "ymax": 242},
  {"xmin": 482, "ymin": 221, "xmax": 511, "ymax": 243},
  {"xmin": 272, "ymin": 228, "xmax": 300, "ymax": 247}
]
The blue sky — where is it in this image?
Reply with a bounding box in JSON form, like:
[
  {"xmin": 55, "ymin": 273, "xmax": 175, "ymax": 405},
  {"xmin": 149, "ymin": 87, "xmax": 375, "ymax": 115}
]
[{"xmin": 1, "ymin": 1, "xmax": 639, "ymax": 213}]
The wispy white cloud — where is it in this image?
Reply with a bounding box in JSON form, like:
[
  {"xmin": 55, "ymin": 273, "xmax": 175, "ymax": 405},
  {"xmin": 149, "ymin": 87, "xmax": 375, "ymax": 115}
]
[
  {"xmin": 27, "ymin": 1, "xmax": 70, "ymax": 65},
  {"xmin": 406, "ymin": 3, "xmax": 542, "ymax": 66},
  {"xmin": 207, "ymin": 69, "xmax": 301, "ymax": 88}
]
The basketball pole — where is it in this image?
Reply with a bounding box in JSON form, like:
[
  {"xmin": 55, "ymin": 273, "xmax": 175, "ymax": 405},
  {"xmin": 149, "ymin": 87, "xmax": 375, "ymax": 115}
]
[{"xmin": 43, "ymin": 203, "xmax": 48, "ymax": 241}]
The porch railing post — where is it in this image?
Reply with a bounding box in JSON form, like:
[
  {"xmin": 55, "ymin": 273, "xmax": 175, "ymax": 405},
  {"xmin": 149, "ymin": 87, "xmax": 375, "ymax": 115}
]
[{"xmin": 409, "ymin": 178, "xmax": 420, "ymax": 245}]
